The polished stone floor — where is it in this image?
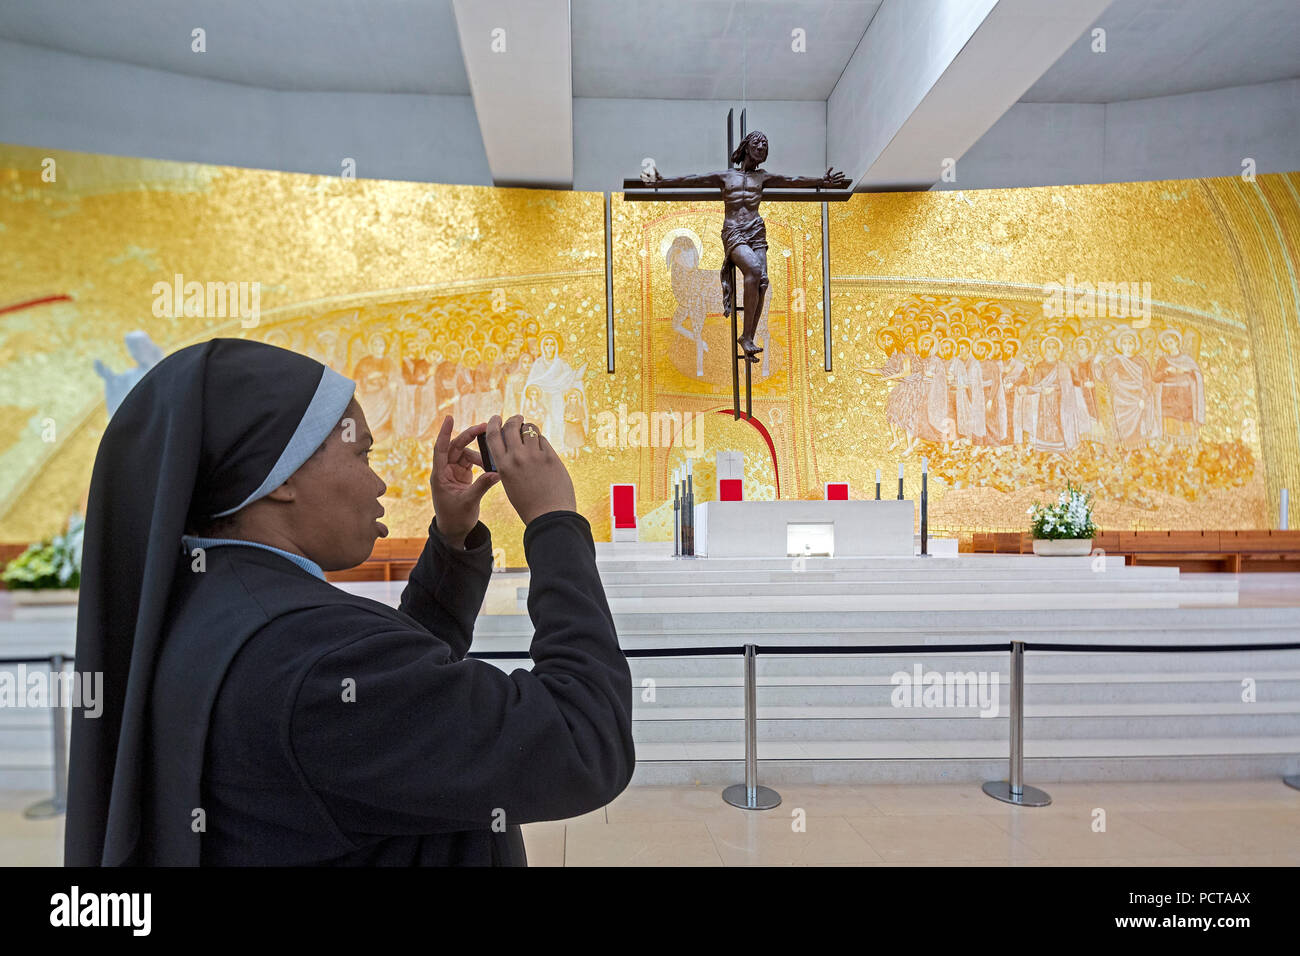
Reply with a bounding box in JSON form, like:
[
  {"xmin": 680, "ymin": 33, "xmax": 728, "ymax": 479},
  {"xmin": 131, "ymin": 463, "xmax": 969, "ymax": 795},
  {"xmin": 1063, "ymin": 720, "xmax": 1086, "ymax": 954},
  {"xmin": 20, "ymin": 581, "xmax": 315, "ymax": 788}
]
[{"xmin": 5, "ymin": 779, "xmax": 1298, "ymax": 866}]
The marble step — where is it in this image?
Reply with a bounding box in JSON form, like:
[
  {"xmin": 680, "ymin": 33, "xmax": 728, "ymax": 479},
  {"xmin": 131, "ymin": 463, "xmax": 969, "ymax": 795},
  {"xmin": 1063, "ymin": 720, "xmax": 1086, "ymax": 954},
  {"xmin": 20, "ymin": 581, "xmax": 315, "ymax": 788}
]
[
  {"xmin": 587, "ymin": 592, "xmax": 1240, "ymax": 611},
  {"xmin": 595, "ymin": 564, "xmax": 1171, "ymax": 584},
  {"xmin": 629, "ymin": 735, "xmax": 1300, "ymax": 762},
  {"xmin": 594, "ymin": 555, "xmax": 1125, "ymax": 572},
  {"xmin": 626, "ymin": 742, "xmax": 1300, "ymax": 785},
  {"xmin": 622, "ymin": 707, "xmax": 1300, "ymax": 742},
  {"xmin": 472, "ymin": 604, "xmax": 1300, "ymax": 636},
  {"xmin": 613, "ymin": 653, "xmax": 1300, "ymax": 675},
  {"xmin": 526, "ymin": 577, "xmax": 1236, "ymax": 600},
  {"xmin": 628, "ymin": 759, "xmax": 1300, "ymax": 785},
  {"xmin": 617, "ymin": 676, "xmax": 1300, "ymax": 706}
]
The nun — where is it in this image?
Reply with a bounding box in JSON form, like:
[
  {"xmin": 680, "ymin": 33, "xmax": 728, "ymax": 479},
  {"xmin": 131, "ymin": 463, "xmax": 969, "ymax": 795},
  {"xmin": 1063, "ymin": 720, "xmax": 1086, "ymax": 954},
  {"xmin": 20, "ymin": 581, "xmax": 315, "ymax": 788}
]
[{"xmin": 64, "ymin": 337, "xmax": 634, "ymax": 866}]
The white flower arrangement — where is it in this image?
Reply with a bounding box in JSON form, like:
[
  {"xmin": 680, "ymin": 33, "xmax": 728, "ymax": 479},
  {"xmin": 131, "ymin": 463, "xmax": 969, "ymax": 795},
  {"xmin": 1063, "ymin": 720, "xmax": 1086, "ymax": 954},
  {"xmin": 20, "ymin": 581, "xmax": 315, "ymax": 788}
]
[{"xmin": 1027, "ymin": 484, "xmax": 1097, "ymax": 540}]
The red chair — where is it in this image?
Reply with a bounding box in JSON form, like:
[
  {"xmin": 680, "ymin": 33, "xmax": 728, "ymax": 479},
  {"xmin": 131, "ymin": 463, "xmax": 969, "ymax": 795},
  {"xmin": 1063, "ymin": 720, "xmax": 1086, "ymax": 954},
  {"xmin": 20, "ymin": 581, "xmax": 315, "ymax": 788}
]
[
  {"xmin": 825, "ymin": 482, "xmax": 849, "ymax": 501},
  {"xmin": 611, "ymin": 484, "xmax": 637, "ymax": 542},
  {"xmin": 719, "ymin": 479, "xmax": 743, "ymax": 502}
]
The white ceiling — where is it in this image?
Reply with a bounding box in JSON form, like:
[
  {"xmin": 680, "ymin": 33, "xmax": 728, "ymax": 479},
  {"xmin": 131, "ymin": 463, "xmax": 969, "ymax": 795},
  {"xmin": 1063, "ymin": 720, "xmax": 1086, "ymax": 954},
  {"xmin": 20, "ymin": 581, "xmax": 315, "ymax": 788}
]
[
  {"xmin": 0, "ymin": 0, "xmax": 885, "ymax": 100},
  {"xmin": 0, "ymin": 0, "xmax": 472, "ymax": 94},
  {"xmin": 0, "ymin": 0, "xmax": 1292, "ymax": 104},
  {"xmin": 570, "ymin": 0, "xmax": 883, "ymax": 100},
  {"xmin": 1022, "ymin": 0, "xmax": 1300, "ymax": 103}
]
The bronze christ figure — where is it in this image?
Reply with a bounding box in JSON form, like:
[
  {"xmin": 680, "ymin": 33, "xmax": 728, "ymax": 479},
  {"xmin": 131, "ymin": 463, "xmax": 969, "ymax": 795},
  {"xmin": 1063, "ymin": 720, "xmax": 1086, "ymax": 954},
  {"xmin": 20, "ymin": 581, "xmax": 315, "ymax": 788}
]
[{"xmin": 644, "ymin": 131, "xmax": 849, "ymax": 362}]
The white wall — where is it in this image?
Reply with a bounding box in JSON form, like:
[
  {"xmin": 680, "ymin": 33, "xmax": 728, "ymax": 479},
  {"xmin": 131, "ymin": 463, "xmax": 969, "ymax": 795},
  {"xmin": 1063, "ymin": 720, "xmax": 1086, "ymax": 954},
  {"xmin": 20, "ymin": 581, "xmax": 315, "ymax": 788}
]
[
  {"xmin": 938, "ymin": 78, "xmax": 1300, "ymax": 189},
  {"xmin": 0, "ymin": 38, "xmax": 492, "ymax": 185}
]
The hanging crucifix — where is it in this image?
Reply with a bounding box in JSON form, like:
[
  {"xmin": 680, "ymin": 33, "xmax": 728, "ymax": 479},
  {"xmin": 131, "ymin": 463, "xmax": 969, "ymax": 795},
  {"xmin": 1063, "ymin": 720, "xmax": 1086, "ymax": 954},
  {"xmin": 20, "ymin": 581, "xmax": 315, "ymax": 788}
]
[{"xmin": 622, "ymin": 109, "xmax": 852, "ymax": 418}]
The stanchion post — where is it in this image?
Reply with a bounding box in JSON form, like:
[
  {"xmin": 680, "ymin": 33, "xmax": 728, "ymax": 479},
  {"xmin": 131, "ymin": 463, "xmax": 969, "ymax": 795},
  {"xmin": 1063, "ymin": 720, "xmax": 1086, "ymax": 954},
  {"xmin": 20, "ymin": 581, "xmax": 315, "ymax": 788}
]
[
  {"xmin": 723, "ymin": 644, "xmax": 780, "ymax": 810},
  {"xmin": 982, "ymin": 641, "xmax": 1051, "ymax": 806},
  {"xmin": 24, "ymin": 653, "xmax": 69, "ymax": 819}
]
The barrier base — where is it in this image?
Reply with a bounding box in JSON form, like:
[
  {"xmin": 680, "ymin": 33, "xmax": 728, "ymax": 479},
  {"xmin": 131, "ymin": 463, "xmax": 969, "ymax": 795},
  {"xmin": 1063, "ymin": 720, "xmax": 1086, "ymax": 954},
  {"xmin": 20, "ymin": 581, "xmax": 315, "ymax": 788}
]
[
  {"xmin": 982, "ymin": 781, "xmax": 1052, "ymax": 807},
  {"xmin": 1284, "ymin": 775, "xmax": 1300, "ymax": 791},
  {"xmin": 23, "ymin": 797, "xmax": 65, "ymax": 819},
  {"xmin": 722, "ymin": 783, "xmax": 781, "ymax": 810}
]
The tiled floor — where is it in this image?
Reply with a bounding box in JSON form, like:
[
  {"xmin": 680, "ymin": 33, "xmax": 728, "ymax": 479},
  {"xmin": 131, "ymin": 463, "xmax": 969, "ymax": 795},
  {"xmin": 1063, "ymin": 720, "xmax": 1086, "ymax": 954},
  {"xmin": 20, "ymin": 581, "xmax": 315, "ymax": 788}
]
[
  {"xmin": 538, "ymin": 779, "xmax": 1300, "ymax": 867},
  {"xmin": 9, "ymin": 781, "xmax": 1295, "ymax": 866}
]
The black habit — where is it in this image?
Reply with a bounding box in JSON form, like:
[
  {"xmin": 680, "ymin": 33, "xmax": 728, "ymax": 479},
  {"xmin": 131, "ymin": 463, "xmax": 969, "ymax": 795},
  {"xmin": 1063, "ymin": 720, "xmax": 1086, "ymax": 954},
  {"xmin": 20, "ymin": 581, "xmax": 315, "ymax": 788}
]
[{"xmin": 65, "ymin": 337, "xmax": 634, "ymax": 866}]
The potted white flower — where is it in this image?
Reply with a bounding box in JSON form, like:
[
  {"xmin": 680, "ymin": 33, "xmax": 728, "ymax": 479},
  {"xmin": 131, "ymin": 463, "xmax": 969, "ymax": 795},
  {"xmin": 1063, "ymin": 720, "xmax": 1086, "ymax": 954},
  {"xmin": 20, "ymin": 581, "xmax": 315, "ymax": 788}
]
[
  {"xmin": 1027, "ymin": 484, "xmax": 1097, "ymax": 556},
  {"xmin": 1, "ymin": 512, "xmax": 84, "ymax": 605}
]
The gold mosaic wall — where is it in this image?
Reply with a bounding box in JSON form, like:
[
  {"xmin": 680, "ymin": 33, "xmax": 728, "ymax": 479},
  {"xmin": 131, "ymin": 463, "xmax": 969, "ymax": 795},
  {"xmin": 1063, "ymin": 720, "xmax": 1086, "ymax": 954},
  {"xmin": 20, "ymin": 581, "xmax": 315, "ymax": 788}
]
[
  {"xmin": 828, "ymin": 177, "xmax": 1299, "ymax": 535},
  {"xmin": 1, "ymin": 142, "xmax": 1296, "ymax": 565}
]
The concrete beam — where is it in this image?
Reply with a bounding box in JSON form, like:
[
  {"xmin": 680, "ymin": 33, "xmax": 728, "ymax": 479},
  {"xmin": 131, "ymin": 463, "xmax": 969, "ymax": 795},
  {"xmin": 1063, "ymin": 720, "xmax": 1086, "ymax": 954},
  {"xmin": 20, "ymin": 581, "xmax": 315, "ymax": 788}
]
[
  {"xmin": 451, "ymin": 0, "xmax": 572, "ymax": 188},
  {"xmin": 829, "ymin": 0, "xmax": 1114, "ymax": 191}
]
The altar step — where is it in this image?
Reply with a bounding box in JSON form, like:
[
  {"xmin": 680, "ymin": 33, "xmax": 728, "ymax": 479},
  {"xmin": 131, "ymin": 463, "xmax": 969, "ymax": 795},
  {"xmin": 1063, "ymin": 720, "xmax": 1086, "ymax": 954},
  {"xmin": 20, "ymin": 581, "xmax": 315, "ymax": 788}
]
[
  {"xmin": 564, "ymin": 553, "xmax": 1241, "ymax": 608},
  {"xmin": 471, "ymin": 604, "xmax": 1296, "ymax": 642},
  {"xmin": 624, "ymin": 741, "xmax": 1300, "ymax": 785},
  {"xmin": 594, "ymin": 560, "xmax": 1159, "ymax": 583},
  {"xmin": 520, "ymin": 576, "xmax": 1237, "ymax": 600},
  {"xmin": 3, "ymin": 578, "xmax": 1297, "ymax": 790},
  {"xmin": 592, "ymin": 554, "xmax": 1117, "ymax": 572},
  {"xmin": 627, "ymin": 737, "xmax": 1300, "ymax": 762},
  {"xmin": 620, "ymin": 704, "xmax": 1300, "ymax": 742},
  {"xmin": 612, "ymin": 671, "xmax": 1300, "ymax": 706}
]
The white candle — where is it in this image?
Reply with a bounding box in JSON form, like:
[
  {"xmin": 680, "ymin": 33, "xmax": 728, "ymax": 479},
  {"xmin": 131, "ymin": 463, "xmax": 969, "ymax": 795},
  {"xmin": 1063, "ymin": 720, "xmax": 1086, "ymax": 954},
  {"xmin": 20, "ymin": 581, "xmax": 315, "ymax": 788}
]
[
  {"xmin": 922, "ymin": 457, "xmax": 928, "ymax": 475},
  {"xmin": 875, "ymin": 468, "xmax": 881, "ymax": 483},
  {"xmin": 898, "ymin": 463, "xmax": 904, "ymax": 479}
]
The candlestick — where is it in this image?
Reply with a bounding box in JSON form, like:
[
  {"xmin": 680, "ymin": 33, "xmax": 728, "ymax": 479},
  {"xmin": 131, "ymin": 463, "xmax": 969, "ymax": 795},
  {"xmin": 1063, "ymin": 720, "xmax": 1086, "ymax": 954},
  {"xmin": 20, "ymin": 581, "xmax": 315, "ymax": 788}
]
[
  {"xmin": 684, "ymin": 474, "xmax": 695, "ymax": 556},
  {"xmin": 921, "ymin": 469, "xmax": 929, "ymax": 556},
  {"xmin": 672, "ymin": 476, "xmax": 680, "ymax": 556}
]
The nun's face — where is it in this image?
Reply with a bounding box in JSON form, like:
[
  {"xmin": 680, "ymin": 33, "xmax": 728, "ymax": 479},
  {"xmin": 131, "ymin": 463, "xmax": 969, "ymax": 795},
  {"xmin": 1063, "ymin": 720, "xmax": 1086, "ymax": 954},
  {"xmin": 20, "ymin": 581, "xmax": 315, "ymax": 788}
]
[{"xmin": 276, "ymin": 397, "xmax": 388, "ymax": 570}]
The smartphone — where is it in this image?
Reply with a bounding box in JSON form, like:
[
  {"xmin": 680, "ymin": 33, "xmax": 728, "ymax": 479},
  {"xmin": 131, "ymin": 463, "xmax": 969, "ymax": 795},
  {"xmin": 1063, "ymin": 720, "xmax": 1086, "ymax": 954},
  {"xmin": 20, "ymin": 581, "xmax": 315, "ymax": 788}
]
[{"xmin": 476, "ymin": 432, "xmax": 497, "ymax": 474}]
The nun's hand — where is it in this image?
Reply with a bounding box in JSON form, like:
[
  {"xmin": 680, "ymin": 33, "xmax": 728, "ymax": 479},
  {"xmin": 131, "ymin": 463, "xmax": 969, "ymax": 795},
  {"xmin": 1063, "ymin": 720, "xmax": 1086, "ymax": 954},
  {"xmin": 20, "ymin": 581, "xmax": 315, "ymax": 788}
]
[
  {"xmin": 484, "ymin": 414, "xmax": 577, "ymax": 526},
  {"xmin": 430, "ymin": 417, "xmax": 499, "ymax": 548}
]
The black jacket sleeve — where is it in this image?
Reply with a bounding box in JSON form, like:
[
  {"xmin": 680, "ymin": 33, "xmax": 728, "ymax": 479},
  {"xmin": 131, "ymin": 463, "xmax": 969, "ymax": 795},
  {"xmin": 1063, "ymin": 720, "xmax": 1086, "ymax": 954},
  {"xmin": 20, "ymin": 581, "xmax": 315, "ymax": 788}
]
[
  {"xmin": 287, "ymin": 510, "xmax": 635, "ymax": 835},
  {"xmin": 397, "ymin": 518, "xmax": 493, "ymax": 662}
]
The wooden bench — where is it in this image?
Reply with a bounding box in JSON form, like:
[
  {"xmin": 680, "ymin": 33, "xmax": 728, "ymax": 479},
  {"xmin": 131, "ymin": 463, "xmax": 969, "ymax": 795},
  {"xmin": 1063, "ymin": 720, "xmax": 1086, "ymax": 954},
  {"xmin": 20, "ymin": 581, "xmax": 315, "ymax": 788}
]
[
  {"xmin": 324, "ymin": 538, "xmax": 427, "ymax": 583},
  {"xmin": 967, "ymin": 529, "xmax": 1300, "ymax": 572}
]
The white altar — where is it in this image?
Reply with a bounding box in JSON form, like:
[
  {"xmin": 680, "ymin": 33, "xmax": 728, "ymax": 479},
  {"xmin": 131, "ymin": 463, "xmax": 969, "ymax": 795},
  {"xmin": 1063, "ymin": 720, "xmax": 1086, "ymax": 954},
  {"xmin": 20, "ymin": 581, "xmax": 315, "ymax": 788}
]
[{"xmin": 692, "ymin": 500, "xmax": 915, "ymax": 558}]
